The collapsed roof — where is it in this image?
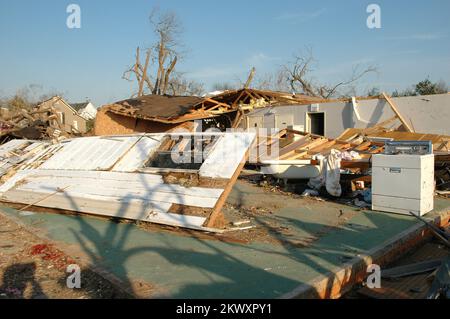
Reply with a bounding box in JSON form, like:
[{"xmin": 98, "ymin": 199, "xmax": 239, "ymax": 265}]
[
  {"xmin": 105, "ymin": 95, "xmax": 204, "ymax": 122},
  {"xmin": 102, "ymin": 88, "xmax": 327, "ymax": 124}
]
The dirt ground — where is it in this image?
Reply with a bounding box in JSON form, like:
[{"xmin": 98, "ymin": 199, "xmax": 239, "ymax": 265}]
[
  {"xmin": 0, "ymin": 178, "xmax": 382, "ymax": 299},
  {"xmin": 0, "ymin": 212, "xmax": 130, "ymax": 299}
]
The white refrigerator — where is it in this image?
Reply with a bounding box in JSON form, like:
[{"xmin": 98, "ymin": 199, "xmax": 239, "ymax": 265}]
[{"xmin": 371, "ymin": 154, "xmax": 434, "ymax": 216}]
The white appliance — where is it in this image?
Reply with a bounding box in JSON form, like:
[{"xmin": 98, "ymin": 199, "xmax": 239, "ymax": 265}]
[{"xmin": 372, "ymin": 154, "xmax": 434, "ymax": 216}]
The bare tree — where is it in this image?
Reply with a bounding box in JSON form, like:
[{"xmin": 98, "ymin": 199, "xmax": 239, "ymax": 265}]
[
  {"xmin": 212, "ymin": 82, "xmax": 238, "ymax": 91},
  {"xmin": 0, "ymin": 85, "xmax": 66, "ymax": 114},
  {"xmin": 149, "ymin": 9, "xmax": 181, "ymax": 95},
  {"xmin": 283, "ymin": 49, "xmax": 378, "ymax": 98},
  {"xmin": 167, "ymin": 73, "xmax": 204, "ymax": 96},
  {"xmin": 123, "ymin": 8, "xmax": 203, "ymax": 97},
  {"xmin": 254, "ymin": 69, "xmax": 291, "ymax": 92}
]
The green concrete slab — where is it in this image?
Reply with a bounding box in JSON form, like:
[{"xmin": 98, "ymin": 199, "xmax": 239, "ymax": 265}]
[{"xmin": 1, "ymin": 182, "xmax": 449, "ymax": 298}]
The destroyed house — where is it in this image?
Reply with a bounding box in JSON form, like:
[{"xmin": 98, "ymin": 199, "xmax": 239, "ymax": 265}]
[
  {"xmin": 242, "ymin": 93, "xmax": 450, "ymax": 138},
  {"xmin": 38, "ymin": 96, "xmax": 90, "ymax": 134},
  {"xmin": 96, "ymin": 89, "xmax": 450, "ymax": 138},
  {"xmin": 94, "ymin": 89, "xmax": 324, "ymax": 135}
]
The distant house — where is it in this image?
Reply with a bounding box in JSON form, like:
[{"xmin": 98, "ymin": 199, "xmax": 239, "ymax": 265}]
[
  {"xmin": 38, "ymin": 96, "xmax": 92, "ymax": 134},
  {"xmin": 70, "ymin": 101, "xmax": 97, "ymax": 120}
]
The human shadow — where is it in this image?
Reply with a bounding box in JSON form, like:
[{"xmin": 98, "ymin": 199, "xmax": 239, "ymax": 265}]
[{"xmin": 0, "ymin": 262, "xmax": 47, "ymax": 299}]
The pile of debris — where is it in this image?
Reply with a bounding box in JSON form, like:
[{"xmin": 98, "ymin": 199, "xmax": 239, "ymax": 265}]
[
  {"xmin": 254, "ymin": 115, "xmax": 450, "ymax": 207},
  {"xmin": 0, "ymin": 132, "xmax": 256, "ymax": 232},
  {"xmin": 0, "ymin": 101, "xmax": 67, "ymax": 143}
]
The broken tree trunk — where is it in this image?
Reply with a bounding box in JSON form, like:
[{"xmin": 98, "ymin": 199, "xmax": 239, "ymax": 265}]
[
  {"xmin": 138, "ymin": 49, "xmax": 151, "ymax": 97},
  {"xmin": 134, "ymin": 47, "xmax": 142, "ymax": 91},
  {"xmin": 162, "ymin": 56, "xmax": 177, "ymax": 95},
  {"xmin": 244, "ymin": 67, "xmax": 256, "ymax": 89}
]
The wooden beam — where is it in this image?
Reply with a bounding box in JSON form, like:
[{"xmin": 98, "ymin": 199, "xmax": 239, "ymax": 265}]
[
  {"xmin": 231, "ymin": 90, "xmax": 247, "ymax": 109},
  {"xmin": 381, "ymin": 93, "xmax": 414, "ymax": 133},
  {"xmin": 280, "ymin": 138, "xmax": 327, "ymax": 160}
]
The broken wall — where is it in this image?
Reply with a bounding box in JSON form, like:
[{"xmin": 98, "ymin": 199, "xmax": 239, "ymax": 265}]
[
  {"xmin": 94, "ymin": 108, "xmax": 179, "ymax": 135},
  {"xmin": 41, "ymin": 98, "xmax": 88, "ymax": 134},
  {"xmin": 243, "ymin": 93, "xmax": 450, "ymax": 138}
]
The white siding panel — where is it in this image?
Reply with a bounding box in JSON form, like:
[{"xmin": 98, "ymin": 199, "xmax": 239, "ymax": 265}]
[
  {"xmin": 18, "ymin": 172, "xmax": 223, "ymax": 198},
  {"xmin": 26, "ymin": 169, "xmax": 164, "ymax": 183},
  {"xmin": 199, "ymin": 133, "xmax": 256, "ymax": 179},
  {"xmin": 1, "ymin": 189, "xmax": 207, "ymax": 229},
  {"xmin": 18, "ymin": 180, "xmax": 221, "ymax": 208},
  {"xmin": 0, "ymin": 170, "xmax": 35, "ymax": 193},
  {"xmin": 1, "ymin": 169, "xmax": 223, "ymax": 208},
  {"xmin": 40, "ymin": 136, "xmax": 140, "ymax": 170},
  {"xmin": 112, "ymin": 136, "xmax": 163, "ymax": 172},
  {"xmin": 23, "ymin": 142, "xmax": 46, "ymax": 152}
]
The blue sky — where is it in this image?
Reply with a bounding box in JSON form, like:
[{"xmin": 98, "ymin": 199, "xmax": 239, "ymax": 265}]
[{"xmin": 0, "ymin": 0, "xmax": 449, "ymax": 106}]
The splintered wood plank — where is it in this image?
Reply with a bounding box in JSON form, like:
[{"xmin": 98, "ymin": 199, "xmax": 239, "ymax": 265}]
[
  {"xmin": 364, "ymin": 117, "xmax": 399, "ymax": 136},
  {"xmin": 255, "ymin": 134, "xmax": 285, "ymax": 161},
  {"xmin": 340, "ymin": 160, "xmax": 371, "ymax": 170},
  {"xmin": 291, "ymin": 151, "xmax": 309, "ymax": 159},
  {"xmin": 336, "ymin": 128, "xmax": 359, "ymax": 141},
  {"xmin": 280, "ymin": 138, "xmax": 327, "ymax": 160},
  {"xmin": 0, "ymin": 139, "xmax": 31, "ymax": 157},
  {"xmin": 354, "ymin": 141, "xmax": 372, "ymax": 151},
  {"xmin": 278, "ymin": 136, "xmax": 312, "ymax": 159},
  {"xmin": 308, "ymin": 140, "xmax": 337, "ymax": 154}
]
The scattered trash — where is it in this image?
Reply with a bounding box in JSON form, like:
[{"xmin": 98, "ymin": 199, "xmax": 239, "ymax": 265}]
[
  {"xmin": 232, "ymin": 220, "xmax": 251, "ymax": 226},
  {"xmin": 354, "ymin": 198, "xmax": 371, "ymax": 208},
  {"xmin": 301, "ymin": 189, "xmax": 319, "ymax": 197},
  {"xmin": 19, "ymin": 211, "xmax": 35, "ymax": 216}
]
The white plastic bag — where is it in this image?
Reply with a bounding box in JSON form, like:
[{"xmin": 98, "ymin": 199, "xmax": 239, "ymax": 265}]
[
  {"xmin": 307, "ymin": 150, "xmax": 342, "ymax": 197},
  {"xmin": 325, "ymin": 149, "xmax": 342, "ymax": 197}
]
